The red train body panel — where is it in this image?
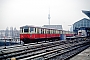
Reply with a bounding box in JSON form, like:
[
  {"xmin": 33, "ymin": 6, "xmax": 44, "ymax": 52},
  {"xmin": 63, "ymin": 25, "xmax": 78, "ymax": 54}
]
[
  {"xmin": 65, "ymin": 34, "xmax": 74, "ymax": 37},
  {"xmin": 34, "ymin": 34, "xmax": 40, "ymax": 39},
  {"xmin": 20, "ymin": 34, "xmax": 30, "ymax": 40}
]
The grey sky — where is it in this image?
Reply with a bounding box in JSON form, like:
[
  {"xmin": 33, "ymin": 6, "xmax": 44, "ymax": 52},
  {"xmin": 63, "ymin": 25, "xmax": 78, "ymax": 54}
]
[{"xmin": 0, "ymin": 0, "xmax": 90, "ymax": 30}]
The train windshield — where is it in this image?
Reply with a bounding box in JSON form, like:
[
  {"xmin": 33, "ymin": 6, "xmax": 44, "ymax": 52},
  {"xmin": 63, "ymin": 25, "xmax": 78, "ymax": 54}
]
[
  {"xmin": 30, "ymin": 27, "xmax": 34, "ymax": 33},
  {"xmin": 30, "ymin": 27, "xmax": 34, "ymax": 32},
  {"xmin": 24, "ymin": 27, "xmax": 29, "ymax": 33}
]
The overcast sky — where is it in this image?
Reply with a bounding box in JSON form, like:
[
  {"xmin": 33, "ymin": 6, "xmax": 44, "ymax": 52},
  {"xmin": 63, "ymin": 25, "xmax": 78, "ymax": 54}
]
[{"xmin": 0, "ymin": 0, "xmax": 90, "ymax": 30}]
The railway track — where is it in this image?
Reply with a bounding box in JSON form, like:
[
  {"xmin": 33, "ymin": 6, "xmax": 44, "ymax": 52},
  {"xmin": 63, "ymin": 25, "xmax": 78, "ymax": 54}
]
[{"xmin": 0, "ymin": 39, "xmax": 90, "ymax": 60}]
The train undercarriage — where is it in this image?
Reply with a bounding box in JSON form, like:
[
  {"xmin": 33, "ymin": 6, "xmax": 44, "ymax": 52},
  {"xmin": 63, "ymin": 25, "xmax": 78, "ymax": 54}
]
[{"xmin": 21, "ymin": 37, "xmax": 60, "ymax": 44}]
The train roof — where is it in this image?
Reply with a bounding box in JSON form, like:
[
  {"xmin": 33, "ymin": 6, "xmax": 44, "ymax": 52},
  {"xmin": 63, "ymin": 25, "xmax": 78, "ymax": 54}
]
[
  {"xmin": 20, "ymin": 25, "xmax": 62, "ymax": 30},
  {"xmin": 20, "ymin": 25, "xmax": 40, "ymax": 28}
]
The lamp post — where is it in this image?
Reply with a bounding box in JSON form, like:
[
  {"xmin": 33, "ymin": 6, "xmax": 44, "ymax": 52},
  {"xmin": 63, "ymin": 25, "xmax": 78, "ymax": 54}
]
[{"xmin": 68, "ymin": 25, "xmax": 72, "ymax": 38}]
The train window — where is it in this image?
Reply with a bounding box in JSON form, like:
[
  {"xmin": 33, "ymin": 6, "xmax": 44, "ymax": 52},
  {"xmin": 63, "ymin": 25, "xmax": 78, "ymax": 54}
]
[
  {"xmin": 56, "ymin": 30, "xmax": 58, "ymax": 34},
  {"xmin": 57, "ymin": 30, "xmax": 59, "ymax": 34},
  {"xmin": 50, "ymin": 29, "xmax": 52, "ymax": 34},
  {"xmin": 37, "ymin": 28, "xmax": 39, "ymax": 34},
  {"xmin": 56, "ymin": 30, "xmax": 57, "ymax": 34},
  {"xmin": 54, "ymin": 30, "xmax": 56, "ymax": 34},
  {"xmin": 52, "ymin": 30, "xmax": 54, "ymax": 34},
  {"xmin": 57, "ymin": 30, "xmax": 58, "ymax": 34},
  {"xmin": 61, "ymin": 31, "xmax": 63, "ymax": 34},
  {"xmin": 39, "ymin": 29, "xmax": 41, "ymax": 34},
  {"xmin": 49, "ymin": 29, "xmax": 51, "ymax": 34},
  {"xmin": 44, "ymin": 29, "xmax": 46, "ymax": 34},
  {"xmin": 42, "ymin": 29, "xmax": 44, "ymax": 34},
  {"xmin": 52, "ymin": 30, "xmax": 53, "ymax": 34},
  {"xmin": 30, "ymin": 27, "xmax": 35, "ymax": 33},
  {"xmin": 47, "ymin": 29, "xmax": 50, "ymax": 34},
  {"xmin": 24, "ymin": 27, "xmax": 29, "ymax": 33},
  {"xmin": 46, "ymin": 29, "xmax": 48, "ymax": 34},
  {"xmin": 41, "ymin": 29, "xmax": 44, "ymax": 34},
  {"xmin": 59, "ymin": 30, "xmax": 60, "ymax": 34},
  {"xmin": 30, "ymin": 27, "xmax": 34, "ymax": 32},
  {"xmin": 50, "ymin": 29, "xmax": 51, "ymax": 34},
  {"xmin": 46, "ymin": 29, "xmax": 49, "ymax": 34}
]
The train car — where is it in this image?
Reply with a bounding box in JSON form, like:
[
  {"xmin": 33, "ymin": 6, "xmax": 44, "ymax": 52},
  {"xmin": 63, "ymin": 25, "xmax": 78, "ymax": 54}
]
[
  {"xmin": 20, "ymin": 25, "xmax": 75, "ymax": 43},
  {"xmin": 77, "ymin": 27, "xmax": 90, "ymax": 37},
  {"xmin": 65, "ymin": 31, "xmax": 74, "ymax": 37},
  {"xmin": 78, "ymin": 30, "xmax": 87, "ymax": 36}
]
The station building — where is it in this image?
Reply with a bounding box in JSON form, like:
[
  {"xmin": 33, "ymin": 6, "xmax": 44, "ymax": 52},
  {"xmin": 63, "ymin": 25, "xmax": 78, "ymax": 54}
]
[
  {"xmin": 73, "ymin": 18, "xmax": 90, "ymax": 33},
  {"xmin": 43, "ymin": 25, "xmax": 62, "ymax": 30},
  {"xmin": 73, "ymin": 10, "xmax": 90, "ymax": 37}
]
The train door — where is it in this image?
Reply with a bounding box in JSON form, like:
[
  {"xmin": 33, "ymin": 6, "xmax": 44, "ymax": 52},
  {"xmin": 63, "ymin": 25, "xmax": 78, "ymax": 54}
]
[
  {"xmin": 35, "ymin": 27, "xmax": 40, "ymax": 39},
  {"xmin": 29, "ymin": 27, "xmax": 35, "ymax": 39}
]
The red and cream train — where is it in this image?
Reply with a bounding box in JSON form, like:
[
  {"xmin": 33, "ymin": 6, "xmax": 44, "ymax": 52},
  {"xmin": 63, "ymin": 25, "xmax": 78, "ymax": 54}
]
[{"xmin": 20, "ymin": 25, "xmax": 74, "ymax": 43}]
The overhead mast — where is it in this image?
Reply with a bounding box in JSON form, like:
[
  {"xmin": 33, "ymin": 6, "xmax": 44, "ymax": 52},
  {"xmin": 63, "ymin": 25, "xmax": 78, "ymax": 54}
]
[{"xmin": 48, "ymin": 8, "xmax": 51, "ymax": 25}]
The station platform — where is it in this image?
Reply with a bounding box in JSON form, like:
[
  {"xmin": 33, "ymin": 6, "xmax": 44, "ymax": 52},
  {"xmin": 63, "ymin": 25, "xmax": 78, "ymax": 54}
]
[{"xmin": 70, "ymin": 47, "xmax": 90, "ymax": 60}]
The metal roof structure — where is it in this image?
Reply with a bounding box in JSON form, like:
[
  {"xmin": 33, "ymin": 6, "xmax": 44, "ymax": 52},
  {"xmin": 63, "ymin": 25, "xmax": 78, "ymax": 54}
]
[{"xmin": 82, "ymin": 10, "xmax": 90, "ymax": 18}]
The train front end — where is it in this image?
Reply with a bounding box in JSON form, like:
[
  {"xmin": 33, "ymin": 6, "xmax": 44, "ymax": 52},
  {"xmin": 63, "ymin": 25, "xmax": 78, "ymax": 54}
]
[{"xmin": 20, "ymin": 26, "xmax": 31, "ymax": 43}]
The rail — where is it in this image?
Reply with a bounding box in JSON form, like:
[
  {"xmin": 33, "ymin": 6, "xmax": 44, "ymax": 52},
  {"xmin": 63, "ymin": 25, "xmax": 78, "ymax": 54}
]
[{"xmin": 0, "ymin": 38, "xmax": 90, "ymax": 60}]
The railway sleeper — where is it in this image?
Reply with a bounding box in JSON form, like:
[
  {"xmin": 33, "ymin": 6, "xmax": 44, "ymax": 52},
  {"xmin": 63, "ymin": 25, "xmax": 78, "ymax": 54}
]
[{"xmin": 0, "ymin": 41, "xmax": 88, "ymax": 59}]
